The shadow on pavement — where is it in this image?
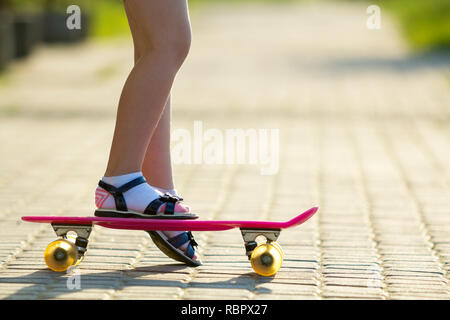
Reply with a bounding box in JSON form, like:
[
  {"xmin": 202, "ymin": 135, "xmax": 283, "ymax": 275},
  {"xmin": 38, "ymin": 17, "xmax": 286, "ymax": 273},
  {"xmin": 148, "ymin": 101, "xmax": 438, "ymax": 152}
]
[{"xmin": 0, "ymin": 264, "xmax": 272, "ymax": 299}]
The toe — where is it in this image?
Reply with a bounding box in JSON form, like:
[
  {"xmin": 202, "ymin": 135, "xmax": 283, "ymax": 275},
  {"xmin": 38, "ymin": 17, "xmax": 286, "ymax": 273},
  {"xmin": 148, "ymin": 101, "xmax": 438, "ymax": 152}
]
[{"xmin": 157, "ymin": 202, "xmax": 190, "ymax": 214}]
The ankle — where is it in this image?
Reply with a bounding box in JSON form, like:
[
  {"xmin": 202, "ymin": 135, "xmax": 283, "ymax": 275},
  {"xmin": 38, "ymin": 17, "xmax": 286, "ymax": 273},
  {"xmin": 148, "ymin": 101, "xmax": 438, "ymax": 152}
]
[
  {"xmin": 104, "ymin": 165, "xmax": 142, "ymax": 178},
  {"xmin": 102, "ymin": 172, "xmax": 144, "ymax": 188}
]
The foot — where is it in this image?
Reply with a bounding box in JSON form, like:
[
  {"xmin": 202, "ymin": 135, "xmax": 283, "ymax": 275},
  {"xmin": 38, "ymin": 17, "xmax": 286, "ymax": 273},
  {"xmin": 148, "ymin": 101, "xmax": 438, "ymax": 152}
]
[
  {"xmin": 148, "ymin": 187, "xmax": 200, "ymax": 264},
  {"xmin": 94, "ymin": 172, "xmax": 200, "ymax": 264},
  {"xmin": 147, "ymin": 230, "xmax": 201, "ymax": 266},
  {"xmin": 151, "ymin": 185, "xmax": 191, "ymax": 212},
  {"xmin": 94, "ymin": 172, "xmax": 197, "ymax": 219}
]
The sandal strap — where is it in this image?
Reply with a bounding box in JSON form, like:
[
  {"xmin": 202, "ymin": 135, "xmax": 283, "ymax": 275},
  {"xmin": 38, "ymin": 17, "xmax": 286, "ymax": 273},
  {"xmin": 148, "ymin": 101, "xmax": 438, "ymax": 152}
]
[
  {"xmin": 172, "ymin": 195, "xmax": 184, "ymax": 201},
  {"xmin": 168, "ymin": 231, "xmax": 198, "ymax": 250},
  {"xmin": 144, "ymin": 193, "xmax": 179, "ymax": 216},
  {"xmin": 187, "ymin": 231, "xmax": 198, "ymax": 247},
  {"xmin": 98, "ymin": 176, "xmax": 147, "ymax": 211},
  {"xmin": 168, "ymin": 232, "xmax": 190, "ymax": 248},
  {"xmin": 167, "ymin": 231, "xmax": 198, "ymax": 259}
]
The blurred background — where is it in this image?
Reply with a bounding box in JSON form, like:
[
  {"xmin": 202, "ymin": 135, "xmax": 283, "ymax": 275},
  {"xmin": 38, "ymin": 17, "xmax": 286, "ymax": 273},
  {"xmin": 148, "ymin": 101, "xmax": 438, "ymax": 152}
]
[
  {"xmin": 0, "ymin": 0, "xmax": 449, "ymax": 69},
  {"xmin": 0, "ymin": 0, "xmax": 450, "ymax": 300}
]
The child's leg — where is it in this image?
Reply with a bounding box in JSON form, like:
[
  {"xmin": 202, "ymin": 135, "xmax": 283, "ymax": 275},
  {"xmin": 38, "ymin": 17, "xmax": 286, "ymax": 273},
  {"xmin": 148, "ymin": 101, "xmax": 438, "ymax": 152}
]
[
  {"xmin": 125, "ymin": 0, "xmax": 190, "ymax": 227},
  {"xmin": 97, "ymin": 0, "xmax": 194, "ymax": 217},
  {"xmin": 125, "ymin": 0, "xmax": 175, "ymax": 191},
  {"xmin": 96, "ymin": 0, "xmax": 198, "ymax": 263},
  {"xmin": 104, "ymin": 0, "xmax": 191, "ymax": 177},
  {"xmin": 143, "ymin": 101, "xmax": 175, "ymax": 190}
]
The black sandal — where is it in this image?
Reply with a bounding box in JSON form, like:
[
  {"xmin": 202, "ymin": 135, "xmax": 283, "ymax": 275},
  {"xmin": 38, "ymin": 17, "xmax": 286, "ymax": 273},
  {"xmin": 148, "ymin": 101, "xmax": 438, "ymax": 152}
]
[
  {"xmin": 147, "ymin": 230, "xmax": 202, "ymax": 267},
  {"xmin": 94, "ymin": 176, "xmax": 198, "ymax": 219}
]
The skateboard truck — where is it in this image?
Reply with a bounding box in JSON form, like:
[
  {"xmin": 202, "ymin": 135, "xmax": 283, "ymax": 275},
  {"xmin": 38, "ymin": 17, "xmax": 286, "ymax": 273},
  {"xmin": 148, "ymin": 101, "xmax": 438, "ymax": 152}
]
[
  {"xmin": 240, "ymin": 228, "xmax": 280, "ymax": 259},
  {"xmin": 240, "ymin": 228, "xmax": 284, "ymax": 276},
  {"xmin": 51, "ymin": 224, "xmax": 92, "ymax": 259}
]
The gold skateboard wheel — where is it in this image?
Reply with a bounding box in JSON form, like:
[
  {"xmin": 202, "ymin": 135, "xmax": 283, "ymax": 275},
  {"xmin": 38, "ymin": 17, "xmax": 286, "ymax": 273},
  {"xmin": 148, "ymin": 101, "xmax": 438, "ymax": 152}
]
[
  {"xmin": 250, "ymin": 242, "xmax": 283, "ymax": 277},
  {"xmin": 44, "ymin": 239, "xmax": 78, "ymax": 272},
  {"xmin": 270, "ymin": 241, "xmax": 284, "ymax": 258}
]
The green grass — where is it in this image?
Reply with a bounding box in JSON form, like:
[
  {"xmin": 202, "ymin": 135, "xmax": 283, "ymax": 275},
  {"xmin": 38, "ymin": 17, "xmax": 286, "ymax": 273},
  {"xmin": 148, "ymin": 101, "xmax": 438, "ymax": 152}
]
[
  {"xmin": 380, "ymin": 0, "xmax": 450, "ymax": 51},
  {"xmin": 86, "ymin": 0, "xmax": 130, "ymax": 38},
  {"xmin": 0, "ymin": 74, "xmax": 10, "ymax": 86},
  {"xmin": 189, "ymin": 0, "xmax": 297, "ymax": 3},
  {"xmin": 85, "ymin": 0, "xmax": 298, "ymax": 39},
  {"xmin": 85, "ymin": 0, "xmax": 450, "ymax": 51}
]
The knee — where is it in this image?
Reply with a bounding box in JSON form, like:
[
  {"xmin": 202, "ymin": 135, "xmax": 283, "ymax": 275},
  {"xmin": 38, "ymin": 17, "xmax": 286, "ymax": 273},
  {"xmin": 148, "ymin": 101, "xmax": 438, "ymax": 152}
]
[
  {"xmin": 166, "ymin": 32, "xmax": 191, "ymax": 69},
  {"xmin": 146, "ymin": 26, "xmax": 191, "ymax": 71}
]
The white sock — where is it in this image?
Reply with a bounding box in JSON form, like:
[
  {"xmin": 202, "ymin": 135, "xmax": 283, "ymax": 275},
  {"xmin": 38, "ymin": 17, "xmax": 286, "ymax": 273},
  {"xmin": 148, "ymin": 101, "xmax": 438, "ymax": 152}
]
[
  {"xmin": 95, "ymin": 174, "xmax": 191, "ymax": 253},
  {"xmin": 95, "ymin": 172, "xmax": 162, "ymax": 212}
]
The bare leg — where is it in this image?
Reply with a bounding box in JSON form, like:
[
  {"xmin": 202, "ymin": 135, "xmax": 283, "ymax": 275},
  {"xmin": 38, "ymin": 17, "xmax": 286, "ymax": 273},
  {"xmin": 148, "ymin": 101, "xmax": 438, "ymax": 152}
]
[
  {"xmin": 103, "ymin": 0, "xmax": 197, "ymax": 262},
  {"xmin": 96, "ymin": 0, "xmax": 194, "ymax": 217},
  {"xmin": 143, "ymin": 103, "xmax": 175, "ymax": 190},
  {"xmin": 124, "ymin": 1, "xmax": 175, "ymax": 190},
  {"xmin": 105, "ymin": 0, "xmax": 191, "ymax": 178}
]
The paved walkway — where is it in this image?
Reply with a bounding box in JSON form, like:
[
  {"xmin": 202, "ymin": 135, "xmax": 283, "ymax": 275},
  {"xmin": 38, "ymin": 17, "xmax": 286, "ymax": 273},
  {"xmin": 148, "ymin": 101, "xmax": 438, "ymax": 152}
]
[{"xmin": 0, "ymin": 2, "xmax": 449, "ymax": 299}]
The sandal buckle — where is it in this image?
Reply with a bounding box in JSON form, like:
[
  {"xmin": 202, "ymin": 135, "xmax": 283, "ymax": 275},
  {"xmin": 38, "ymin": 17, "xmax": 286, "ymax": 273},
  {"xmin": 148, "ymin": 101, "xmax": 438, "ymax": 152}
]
[
  {"xmin": 161, "ymin": 193, "xmax": 178, "ymax": 203},
  {"xmin": 187, "ymin": 231, "xmax": 198, "ymax": 247}
]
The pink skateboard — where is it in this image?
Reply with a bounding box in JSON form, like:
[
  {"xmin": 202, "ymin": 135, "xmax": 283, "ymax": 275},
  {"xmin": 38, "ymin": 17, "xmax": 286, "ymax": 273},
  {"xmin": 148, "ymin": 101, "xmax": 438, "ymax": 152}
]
[{"xmin": 22, "ymin": 206, "xmax": 318, "ymax": 276}]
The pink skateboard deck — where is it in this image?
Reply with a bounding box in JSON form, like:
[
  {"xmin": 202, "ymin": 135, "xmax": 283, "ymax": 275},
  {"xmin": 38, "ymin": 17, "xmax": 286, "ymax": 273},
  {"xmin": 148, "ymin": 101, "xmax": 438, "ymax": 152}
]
[
  {"xmin": 22, "ymin": 206, "xmax": 318, "ymax": 276},
  {"xmin": 21, "ymin": 206, "xmax": 318, "ymax": 231}
]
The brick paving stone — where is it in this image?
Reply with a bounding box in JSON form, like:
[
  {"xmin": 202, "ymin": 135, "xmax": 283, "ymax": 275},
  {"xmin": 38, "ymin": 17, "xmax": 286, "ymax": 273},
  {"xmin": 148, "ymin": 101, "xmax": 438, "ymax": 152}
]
[{"xmin": 0, "ymin": 2, "xmax": 449, "ymax": 299}]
